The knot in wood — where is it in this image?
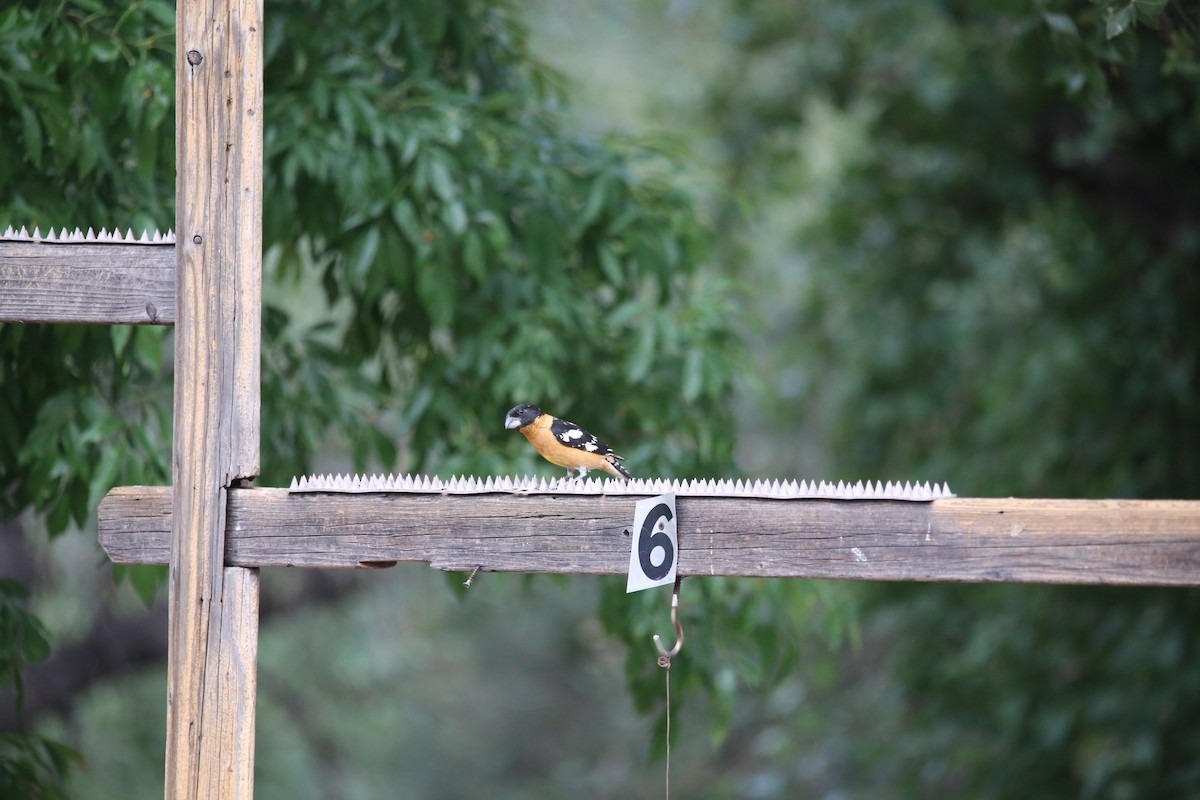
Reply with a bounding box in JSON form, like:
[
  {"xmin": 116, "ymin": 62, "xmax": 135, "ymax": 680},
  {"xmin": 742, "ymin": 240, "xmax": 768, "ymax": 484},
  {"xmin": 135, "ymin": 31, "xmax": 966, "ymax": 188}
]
[{"xmin": 186, "ymin": 50, "xmax": 203, "ymax": 66}]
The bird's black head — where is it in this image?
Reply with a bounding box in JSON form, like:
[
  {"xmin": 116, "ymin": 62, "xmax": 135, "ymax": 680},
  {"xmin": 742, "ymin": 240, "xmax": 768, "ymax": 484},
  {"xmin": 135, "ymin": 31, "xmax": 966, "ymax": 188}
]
[{"xmin": 504, "ymin": 403, "xmax": 543, "ymax": 430}]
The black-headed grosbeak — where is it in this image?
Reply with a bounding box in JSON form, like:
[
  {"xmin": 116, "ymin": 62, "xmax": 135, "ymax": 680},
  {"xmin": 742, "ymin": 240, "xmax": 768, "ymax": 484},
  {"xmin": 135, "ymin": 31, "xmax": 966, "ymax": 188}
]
[{"xmin": 504, "ymin": 403, "xmax": 633, "ymax": 480}]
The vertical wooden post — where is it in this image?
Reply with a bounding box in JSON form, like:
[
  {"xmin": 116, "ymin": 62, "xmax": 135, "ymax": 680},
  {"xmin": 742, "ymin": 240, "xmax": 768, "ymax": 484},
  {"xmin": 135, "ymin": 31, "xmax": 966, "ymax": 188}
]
[{"xmin": 169, "ymin": 0, "xmax": 263, "ymax": 798}]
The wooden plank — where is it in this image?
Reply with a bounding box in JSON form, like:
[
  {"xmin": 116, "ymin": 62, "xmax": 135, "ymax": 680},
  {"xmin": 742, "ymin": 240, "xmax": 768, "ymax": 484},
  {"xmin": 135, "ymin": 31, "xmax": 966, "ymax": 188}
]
[
  {"xmin": 200, "ymin": 567, "xmax": 259, "ymax": 800},
  {"xmin": 100, "ymin": 486, "xmax": 173, "ymax": 565},
  {"xmin": 100, "ymin": 488, "xmax": 1200, "ymax": 587},
  {"xmin": 176, "ymin": 1, "xmax": 263, "ymax": 482},
  {"xmin": 0, "ymin": 242, "xmax": 175, "ymax": 324},
  {"xmin": 168, "ymin": 0, "xmax": 263, "ymax": 798}
]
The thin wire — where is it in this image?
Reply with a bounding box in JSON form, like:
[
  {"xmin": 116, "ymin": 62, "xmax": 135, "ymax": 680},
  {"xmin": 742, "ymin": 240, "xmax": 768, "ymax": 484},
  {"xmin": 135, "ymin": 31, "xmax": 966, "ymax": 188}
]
[
  {"xmin": 655, "ymin": 575, "xmax": 683, "ymax": 799},
  {"xmin": 664, "ymin": 662, "xmax": 672, "ymax": 800}
]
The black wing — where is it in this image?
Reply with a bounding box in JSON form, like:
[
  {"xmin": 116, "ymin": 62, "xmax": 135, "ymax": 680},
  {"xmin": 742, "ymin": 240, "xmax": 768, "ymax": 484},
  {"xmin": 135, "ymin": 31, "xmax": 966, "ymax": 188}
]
[{"xmin": 549, "ymin": 417, "xmax": 622, "ymax": 459}]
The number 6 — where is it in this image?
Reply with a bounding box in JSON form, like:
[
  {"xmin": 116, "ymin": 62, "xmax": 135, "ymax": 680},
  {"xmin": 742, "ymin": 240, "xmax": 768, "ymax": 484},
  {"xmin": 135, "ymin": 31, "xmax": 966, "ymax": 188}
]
[{"xmin": 638, "ymin": 502, "xmax": 675, "ymax": 581}]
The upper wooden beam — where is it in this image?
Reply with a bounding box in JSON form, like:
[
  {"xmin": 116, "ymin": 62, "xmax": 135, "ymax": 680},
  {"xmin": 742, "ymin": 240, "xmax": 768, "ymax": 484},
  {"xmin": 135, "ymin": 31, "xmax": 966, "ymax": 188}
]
[
  {"xmin": 0, "ymin": 242, "xmax": 174, "ymax": 324},
  {"xmin": 99, "ymin": 487, "xmax": 1200, "ymax": 587}
]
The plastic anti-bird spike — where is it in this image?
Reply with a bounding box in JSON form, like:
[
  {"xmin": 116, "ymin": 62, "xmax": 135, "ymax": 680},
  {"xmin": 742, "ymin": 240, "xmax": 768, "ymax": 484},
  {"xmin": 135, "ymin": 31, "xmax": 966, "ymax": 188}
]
[
  {"xmin": 286, "ymin": 473, "xmax": 954, "ymax": 500},
  {"xmin": 0, "ymin": 225, "xmax": 176, "ymax": 244}
]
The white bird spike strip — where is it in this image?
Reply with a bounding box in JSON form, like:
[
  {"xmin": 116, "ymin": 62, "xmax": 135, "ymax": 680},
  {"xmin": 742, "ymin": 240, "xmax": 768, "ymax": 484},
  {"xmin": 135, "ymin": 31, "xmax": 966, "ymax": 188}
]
[
  {"xmin": 288, "ymin": 474, "xmax": 954, "ymax": 501},
  {"xmin": 0, "ymin": 225, "xmax": 175, "ymax": 244}
]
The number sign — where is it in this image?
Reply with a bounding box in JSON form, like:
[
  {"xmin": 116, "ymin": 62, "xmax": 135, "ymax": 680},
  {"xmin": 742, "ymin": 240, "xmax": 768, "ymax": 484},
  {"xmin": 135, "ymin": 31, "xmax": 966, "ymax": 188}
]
[{"xmin": 626, "ymin": 493, "xmax": 678, "ymax": 593}]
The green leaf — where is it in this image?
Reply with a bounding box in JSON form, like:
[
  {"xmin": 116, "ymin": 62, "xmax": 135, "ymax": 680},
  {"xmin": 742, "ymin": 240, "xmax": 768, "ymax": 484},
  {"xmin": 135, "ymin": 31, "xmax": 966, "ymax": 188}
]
[
  {"xmin": 1134, "ymin": 0, "xmax": 1168, "ymax": 24},
  {"xmin": 348, "ymin": 225, "xmax": 381, "ymax": 280},
  {"xmin": 428, "ymin": 154, "xmax": 456, "ymax": 202},
  {"xmin": 682, "ymin": 347, "xmax": 704, "ymax": 402},
  {"xmin": 0, "ymin": 579, "xmax": 29, "ymax": 600},
  {"xmin": 42, "ymin": 738, "xmax": 84, "ymax": 780},
  {"xmin": 598, "ymin": 245, "xmax": 623, "ymax": 285},
  {"xmin": 88, "ymin": 37, "xmax": 120, "ymax": 63},
  {"xmin": 19, "ymin": 106, "xmax": 42, "ymax": 168},
  {"xmin": 76, "ymin": 129, "xmax": 100, "ymax": 178},
  {"xmin": 17, "ymin": 622, "xmax": 50, "ymax": 667},
  {"xmin": 1042, "ymin": 12, "xmax": 1079, "ymax": 37},
  {"xmin": 134, "ymin": 328, "xmax": 165, "ymax": 376},
  {"xmin": 577, "ymin": 174, "xmax": 609, "ymax": 233},
  {"xmin": 442, "ymin": 200, "xmax": 468, "ymax": 235},
  {"xmin": 628, "ymin": 322, "xmax": 658, "ymax": 382},
  {"xmin": 401, "ymin": 132, "xmax": 421, "ymax": 165},
  {"xmin": 1106, "ymin": 2, "xmax": 1135, "ymax": 39},
  {"xmin": 86, "ymin": 444, "xmax": 122, "ymax": 513},
  {"xmin": 462, "ymin": 230, "xmax": 486, "ymax": 281},
  {"xmin": 0, "ymin": 7, "xmax": 20, "ymax": 37},
  {"xmin": 416, "ymin": 263, "xmax": 454, "ymax": 329},
  {"xmin": 136, "ymin": 116, "xmax": 158, "ymax": 185},
  {"xmin": 46, "ymin": 498, "xmax": 71, "ymax": 536},
  {"xmin": 391, "ymin": 199, "xmax": 419, "ymax": 240},
  {"xmin": 128, "ymin": 565, "xmax": 166, "ymax": 607},
  {"xmin": 110, "ymin": 323, "xmax": 132, "ymax": 356}
]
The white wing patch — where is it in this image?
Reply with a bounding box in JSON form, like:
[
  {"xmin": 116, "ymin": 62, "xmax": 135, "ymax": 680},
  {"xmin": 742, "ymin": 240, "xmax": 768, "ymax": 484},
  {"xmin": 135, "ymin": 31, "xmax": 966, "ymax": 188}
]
[{"xmin": 550, "ymin": 417, "xmax": 618, "ymax": 457}]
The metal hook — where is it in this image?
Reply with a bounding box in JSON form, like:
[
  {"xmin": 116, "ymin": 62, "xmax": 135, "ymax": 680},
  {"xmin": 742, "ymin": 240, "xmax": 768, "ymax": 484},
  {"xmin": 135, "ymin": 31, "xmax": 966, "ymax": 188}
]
[{"xmin": 653, "ymin": 575, "xmax": 684, "ymax": 668}]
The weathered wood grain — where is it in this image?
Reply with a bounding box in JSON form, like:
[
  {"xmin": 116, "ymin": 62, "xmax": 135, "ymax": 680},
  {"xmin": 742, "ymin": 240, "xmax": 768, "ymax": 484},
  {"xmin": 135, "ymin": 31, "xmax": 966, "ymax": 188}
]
[
  {"xmin": 99, "ymin": 487, "xmax": 1200, "ymax": 586},
  {"xmin": 0, "ymin": 243, "xmax": 175, "ymax": 324},
  {"xmin": 199, "ymin": 567, "xmax": 258, "ymax": 800},
  {"xmin": 168, "ymin": 1, "xmax": 263, "ymax": 798}
]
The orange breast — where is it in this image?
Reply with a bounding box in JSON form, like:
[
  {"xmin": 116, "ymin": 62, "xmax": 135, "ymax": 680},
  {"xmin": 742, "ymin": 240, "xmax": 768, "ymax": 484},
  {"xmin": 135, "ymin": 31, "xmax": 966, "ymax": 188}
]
[{"xmin": 521, "ymin": 419, "xmax": 610, "ymax": 470}]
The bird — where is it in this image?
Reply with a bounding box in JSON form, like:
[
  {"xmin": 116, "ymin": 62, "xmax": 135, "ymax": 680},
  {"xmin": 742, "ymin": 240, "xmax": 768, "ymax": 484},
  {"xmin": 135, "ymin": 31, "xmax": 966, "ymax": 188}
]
[{"xmin": 504, "ymin": 403, "xmax": 632, "ymax": 480}]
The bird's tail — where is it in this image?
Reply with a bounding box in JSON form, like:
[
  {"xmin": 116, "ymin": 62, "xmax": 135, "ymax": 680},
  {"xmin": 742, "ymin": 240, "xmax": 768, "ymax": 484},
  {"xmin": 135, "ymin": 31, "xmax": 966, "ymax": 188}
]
[{"xmin": 603, "ymin": 456, "xmax": 633, "ymax": 480}]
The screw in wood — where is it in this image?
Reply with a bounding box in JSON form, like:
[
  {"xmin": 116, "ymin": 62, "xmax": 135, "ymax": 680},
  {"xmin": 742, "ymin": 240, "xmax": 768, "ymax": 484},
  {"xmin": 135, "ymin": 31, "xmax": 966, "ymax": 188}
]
[{"xmin": 463, "ymin": 565, "xmax": 482, "ymax": 589}]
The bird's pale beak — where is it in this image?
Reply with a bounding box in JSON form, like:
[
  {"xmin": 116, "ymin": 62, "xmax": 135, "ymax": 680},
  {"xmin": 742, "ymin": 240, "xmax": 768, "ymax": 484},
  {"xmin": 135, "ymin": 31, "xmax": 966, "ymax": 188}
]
[{"xmin": 504, "ymin": 415, "xmax": 522, "ymax": 430}]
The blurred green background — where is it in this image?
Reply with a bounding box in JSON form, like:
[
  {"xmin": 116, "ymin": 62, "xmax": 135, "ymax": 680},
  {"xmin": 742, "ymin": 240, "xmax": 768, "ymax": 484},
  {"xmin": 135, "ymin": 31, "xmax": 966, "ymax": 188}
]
[{"xmin": 2, "ymin": 0, "xmax": 1199, "ymax": 797}]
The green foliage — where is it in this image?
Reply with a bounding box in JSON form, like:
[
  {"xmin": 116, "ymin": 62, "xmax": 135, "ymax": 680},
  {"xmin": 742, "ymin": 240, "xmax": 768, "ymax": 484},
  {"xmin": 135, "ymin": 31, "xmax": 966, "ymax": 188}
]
[
  {"xmin": 2, "ymin": 0, "xmax": 740, "ymax": 523},
  {"xmin": 0, "ymin": 1, "xmax": 174, "ymax": 532},
  {"xmin": 1, "ymin": 326, "xmax": 171, "ymax": 535},
  {"xmin": 600, "ymin": 575, "xmax": 858, "ymax": 754},
  {"xmin": 868, "ymin": 585, "xmax": 1200, "ymax": 797},
  {"xmin": 0, "ymin": 0, "xmax": 743, "ymax": 793},
  {"xmin": 258, "ymin": 0, "xmax": 737, "ymax": 482},
  {"xmin": 0, "ymin": 580, "xmax": 50, "ymax": 709},
  {"xmin": 0, "ymin": 580, "xmax": 77, "ymax": 797},
  {"xmin": 708, "ymin": 0, "xmax": 1200, "ymax": 794},
  {"xmin": 0, "ymin": 1, "xmax": 174, "ymax": 229},
  {"xmin": 718, "ymin": 0, "xmax": 1200, "ymax": 496},
  {"xmin": 0, "ymin": 734, "xmax": 79, "ymax": 800}
]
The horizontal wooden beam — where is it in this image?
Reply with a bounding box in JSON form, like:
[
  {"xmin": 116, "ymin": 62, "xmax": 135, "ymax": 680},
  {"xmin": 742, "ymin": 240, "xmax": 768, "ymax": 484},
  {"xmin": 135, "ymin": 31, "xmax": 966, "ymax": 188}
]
[
  {"xmin": 0, "ymin": 242, "xmax": 174, "ymax": 324},
  {"xmin": 98, "ymin": 486, "xmax": 1200, "ymax": 586}
]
